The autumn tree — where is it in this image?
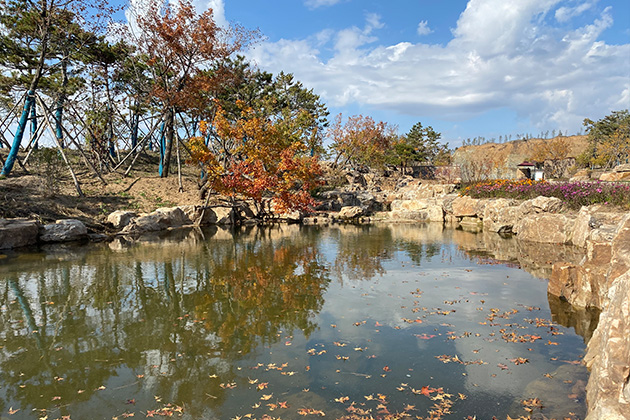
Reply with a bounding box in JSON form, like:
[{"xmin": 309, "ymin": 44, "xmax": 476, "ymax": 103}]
[
  {"xmin": 127, "ymin": 0, "xmax": 258, "ymax": 177},
  {"xmin": 578, "ymin": 110, "xmax": 630, "ymax": 169},
  {"xmin": 212, "ymin": 58, "xmax": 328, "ymax": 157},
  {"xmin": 328, "ymin": 114, "xmax": 397, "ymax": 170},
  {"xmin": 189, "ymin": 103, "xmax": 322, "ymax": 219},
  {"xmin": 529, "ymin": 136, "xmax": 570, "ymax": 162}
]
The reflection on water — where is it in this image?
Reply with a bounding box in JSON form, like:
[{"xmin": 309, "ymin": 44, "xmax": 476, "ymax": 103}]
[{"xmin": 0, "ymin": 224, "xmax": 590, "ymax": 419}]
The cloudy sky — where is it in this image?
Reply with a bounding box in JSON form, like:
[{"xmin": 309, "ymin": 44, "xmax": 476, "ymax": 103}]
[{"xmin": 185, "ymin": 0, "xmax": 629, "ymax": 146}]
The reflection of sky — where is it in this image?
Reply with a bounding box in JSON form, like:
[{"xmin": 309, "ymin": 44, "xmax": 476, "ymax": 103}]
[{"xmin": 314, "ymin": 227, "xmax": 587, "ymax": 418}]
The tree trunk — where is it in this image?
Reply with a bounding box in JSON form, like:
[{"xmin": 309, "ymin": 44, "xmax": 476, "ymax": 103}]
[
  {"xmin": 161, "ymin": 108, "xmax": 174, "ymax": 178},
  {"xmin": 55, "ymin": 55, "xmax": 69, "ymax": 148}
]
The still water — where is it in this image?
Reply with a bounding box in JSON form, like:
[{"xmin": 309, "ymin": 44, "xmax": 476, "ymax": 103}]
[{"xmin": 0, "ymin": 224, "xmax": 596, "ymax": 420}]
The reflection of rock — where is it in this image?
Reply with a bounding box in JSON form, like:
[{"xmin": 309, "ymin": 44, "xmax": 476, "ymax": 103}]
[
  {"xmin": 521, "ymin": 365, "xmax": 588, "ymax": 420},
  {"xmin": 547, "ymin": 293, "xmax": 600, "ymax": 343}
]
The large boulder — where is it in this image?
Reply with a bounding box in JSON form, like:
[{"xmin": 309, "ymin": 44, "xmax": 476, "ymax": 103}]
[
  {"xmin": 39, "ymin": 219, "xmax": 88, "ymax": 243},
  {"xmin": 600, "ymin": 164, "xmax": 630, "ymax": 182},
  {"xmin": 389, "ymin": 198, "xmax": 444, "ymax": 222},
  {"xmin": 519, "ymin": 196, "xmax": 565, "ymax": 215},
  {"xmin": 338, "ymin": 206, "xmax": 364, "ymax": 219},
  {"xmin": 482, "ymin": 198, "xmax": 519, "ymax": 233},
  {"xmin": 0, "ymin": 218, "xmax": 39, "ymax": 249},
  {"xmin": 152, "ymin": 207, "xmax": 190, "ymax": 226},
  {"xmin": 513, "ymin": 213, "xmax": 576, "ymax": 244},
  {"xmin": 107, "ymin": 210, "xmax": 138, "ymax": 229},
  {"xmin": 451, "ymin": 196, "xmax": 482, "ymax": 217},
  {"xmin": 122, "ymin": 207, "xmax": 189, "ymax": 235}
]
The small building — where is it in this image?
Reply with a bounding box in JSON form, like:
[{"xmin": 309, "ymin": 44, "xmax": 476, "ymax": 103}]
[{"xmin": 517, "ymin": 162, "xmax": 545, "ymax": 180}]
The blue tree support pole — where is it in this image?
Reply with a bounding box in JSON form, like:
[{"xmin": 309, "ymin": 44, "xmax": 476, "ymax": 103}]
[
  {"xmin": 1, "ymin": 91, "xmax": 34, "ymax": 176},
  {"xmin": 31, "ymin": 100, "xmax": 38, "ymax": 150},
  {"xmin": 158, "ymin": 121, "xmax": 166, "ymax": 177},
  {"xmin": 55, "ymin": 101, "xmax": 64, "ymax": 148}
]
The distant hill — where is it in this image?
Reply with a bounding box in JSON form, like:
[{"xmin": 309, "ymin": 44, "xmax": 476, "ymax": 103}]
[{"xmin": 452, "ymin": 135, "xmax": 589, "ymax": 180}]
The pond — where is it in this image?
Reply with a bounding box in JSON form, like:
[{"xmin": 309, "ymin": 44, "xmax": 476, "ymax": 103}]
[{"xmin": 0, "ymin": 223, "xmax": 597, "ymax": 420}]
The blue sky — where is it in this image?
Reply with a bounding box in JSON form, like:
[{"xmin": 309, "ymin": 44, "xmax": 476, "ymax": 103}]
[{"xmin": 163, "ymin": 0, "xmax": 628, "ymax": 146}]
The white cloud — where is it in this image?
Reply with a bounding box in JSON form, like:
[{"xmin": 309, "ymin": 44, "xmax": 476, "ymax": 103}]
[
  {"xmin": 555, "ymin": 0, "xmax": 598, "ymax": 22},
  {"xmin": 198, "ymin": 0, "xmax": 227, "ymax": 28},
  {"xmin": 417, "ymin": 20, "xmax": 433, "ymax": 36},
  {"xmin": 304, "ymin": 0, "xmax": 343, "ymax": 9},
  {"xmin": 246, "ymin": 0, "xmax": 629, "ymax": 133}
]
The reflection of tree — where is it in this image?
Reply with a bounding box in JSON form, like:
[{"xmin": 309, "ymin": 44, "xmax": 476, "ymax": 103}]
[
  {"xmin": 330, "ymin": 225, "xmax": 392, "ymax": 282},
  {"xmin": 330, "ymin": 225, "xmax": 443, "ymax": 281},
  {"xmin": 0, "ymin": 226, "xmax": 331, "ymax": 418}
]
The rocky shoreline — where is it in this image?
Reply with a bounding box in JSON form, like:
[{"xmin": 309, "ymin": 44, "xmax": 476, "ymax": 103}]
[{"xmin": 1, "ymin": 181, "xmax": 628, "ymax": 419}]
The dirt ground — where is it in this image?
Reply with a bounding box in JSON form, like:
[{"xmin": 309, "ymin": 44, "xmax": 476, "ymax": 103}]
[{"xmin": 0, "ymin": 149, "xmax": 207, "ymax": 232}]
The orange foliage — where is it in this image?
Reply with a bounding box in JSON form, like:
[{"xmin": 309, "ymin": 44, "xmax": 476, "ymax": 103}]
[
  {"xmin": 189, "ymin": 103, "xmax": 322, "ymax": 216},
  {"xmin": 329, "ymin": 114, "xmax": 397, "ymax": 169},
  {"xmin": 134, "ymin": 0, "xmax": 258, "ymax": 113}
]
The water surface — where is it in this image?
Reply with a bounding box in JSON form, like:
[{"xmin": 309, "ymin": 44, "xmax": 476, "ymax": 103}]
[{"xmin": 0, "ymin": 224, "xmax": 594, "ymax": 419}]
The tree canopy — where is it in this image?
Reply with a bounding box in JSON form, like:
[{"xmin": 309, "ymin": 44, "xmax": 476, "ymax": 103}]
[{"xmin": 579, "ymin": 110, "xmax": 630, "ymax": 169}]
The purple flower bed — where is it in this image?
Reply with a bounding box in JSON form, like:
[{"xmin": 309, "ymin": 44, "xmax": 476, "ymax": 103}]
[{"xmin": 461, "ymin": 180, "xmax": 630, "ymax": 210}]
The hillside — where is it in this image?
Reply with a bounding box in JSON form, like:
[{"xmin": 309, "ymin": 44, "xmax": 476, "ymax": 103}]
[{"xmin": 452, "ymin": 135, "xmax": 589, "ymax": 180}]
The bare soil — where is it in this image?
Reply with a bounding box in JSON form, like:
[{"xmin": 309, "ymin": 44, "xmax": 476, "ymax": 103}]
[{"xmin": 0, "ymin": 149, "xmax": 206, "ymax": 232}]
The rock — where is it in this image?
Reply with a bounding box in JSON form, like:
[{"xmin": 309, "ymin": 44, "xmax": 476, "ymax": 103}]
[
  {"xmin": 606, "ymin": 214, "xmax": 630, "ymax": 287},
  {"xmin": 39, "ymin": 219, "xmax": 88, "ymax": 243},
  {"xmin": 107, "ymin": 210, "xmax": 138, "ymax": 229},
  {"xmin": 389, "ymin": 198, "xmax": 444, "ymax": 222},
  {"xmin": 121, "ymin": 207, "xmax": 189, "ymax": 235},
  {"xmin": 599, "ymin": 164, "xmax": 630, "ymax": 181},
  {"xmin": 570, "ymin": 169, "xmax": 591, "ymax": 182},
  {"xmin": 482, "ymin": 198, "xmax": 519, "ymax": 233},
  {"xmin": 572, "ymin": 207, "xmax": 596, "ymax": 248},
  {"xmin": 276, "ymin": 210, "xmax": 304, "ymax": 223},
  {"xmin": 613, "ymin": 163, "xmax": 630, "ymax": 172},
  {"xmin": 152, "ymin": 207, "xmax": 190, "ymax": 226},
  {"xmin": 213, "ymin": 207, "xmax": 237, "ymax": 224},
  {"xmin": 451, "ymin": 196, "xmax": 481, "ymax": 217},
  {"xmin": 519, "ymin": 196, "xmax": 565, "ymax": 215},
  {"xmin": 0, "ymin": 218, "xmax": 39, "ymax": 249},
  {"xmin": 338, "ymin": 206, "xmax": 364, "ymax": 219},
  {"xmin": 513, "ymin": 213, "xmax": 576, "ymax": 244},
  {"xmin": 584, "ymin": 271, "xmax": 630, "ymax": 420},
  {"xmin": 599, "ymin": 172, "xmax": 630, "ymax": 182}
]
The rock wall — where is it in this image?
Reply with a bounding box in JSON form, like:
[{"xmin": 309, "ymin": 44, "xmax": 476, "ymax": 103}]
[{"xmin": 381, "ymin": 183, "xmax": 629, "ymax": 419}]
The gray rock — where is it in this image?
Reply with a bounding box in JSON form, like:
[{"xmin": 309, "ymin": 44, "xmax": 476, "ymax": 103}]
[
  {"xmin": 107, "ymin": 210, "xmax": 138, "ymax": 229},
  {"xmin": 39, "ymin": 219, "xmax": 88, "ymax": 243},
  {"xmin": 338, "ymin": 206, "xmax": 364, "ymax": 219},
  {"xmin": 0, "ymin": 218, "xmax": 39, "ymax": 249}
]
